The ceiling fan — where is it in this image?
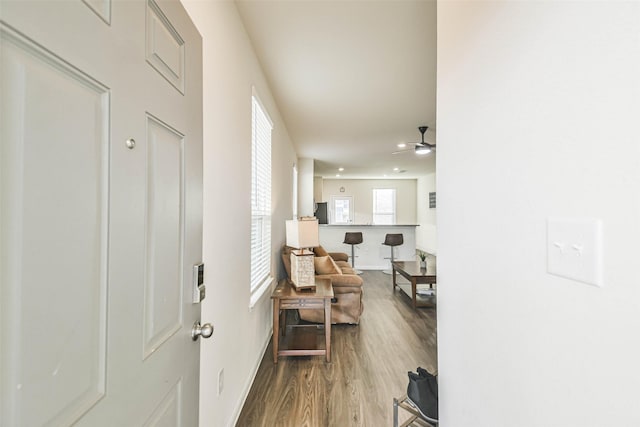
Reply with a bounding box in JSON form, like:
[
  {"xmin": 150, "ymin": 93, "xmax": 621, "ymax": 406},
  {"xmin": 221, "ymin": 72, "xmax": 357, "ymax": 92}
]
[{"xmin": 392, "ymin": 126, "xmax": 435, "ymax": 155}]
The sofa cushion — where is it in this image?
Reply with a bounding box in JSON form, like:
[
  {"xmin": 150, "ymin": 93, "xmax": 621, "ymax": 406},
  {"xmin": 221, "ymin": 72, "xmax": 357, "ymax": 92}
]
[
  {"xmin": 328, "ymin": 251, "xmax": 349, "ymax": 262},
  {"xmin": 314, "ymin": 256, "xmax": 342, "ymax": 275},
  {"xmin": 315, "ymin": 273, "xmax": 363, "ymax": 288},
  {"xmin": 313, "ymin": 245, "xmax": 329, "ymax": 257},
  {"xmin": 340, "ymin": 266, "xmax": 356, "ymax": 275}
]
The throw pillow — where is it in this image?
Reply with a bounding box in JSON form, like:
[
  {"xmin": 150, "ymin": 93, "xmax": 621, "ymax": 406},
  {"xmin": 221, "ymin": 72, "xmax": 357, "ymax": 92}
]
[
  {"xmin": 314, "ymin": 256, "xmax": 342, "ymax": 275},
  {"xmin": 313, "ymin": 245, "xmax": 329, "ymax": 257}
]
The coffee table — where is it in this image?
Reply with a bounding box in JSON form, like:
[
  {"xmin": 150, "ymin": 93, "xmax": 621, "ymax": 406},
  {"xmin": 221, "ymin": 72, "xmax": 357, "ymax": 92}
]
[
  {"xmin": 392, "ymin": 258, "xmax": 437, "ymax": 309},
  {"xmin": 271, "ymin": 278, "xmax": 333, "ymax": 363}
]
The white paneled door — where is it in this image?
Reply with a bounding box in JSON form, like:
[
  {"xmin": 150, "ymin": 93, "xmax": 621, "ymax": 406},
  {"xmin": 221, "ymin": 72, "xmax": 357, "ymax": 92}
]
[{"xmin": 0, "ymin": 1, "xmax": 204, "ymax": 425}]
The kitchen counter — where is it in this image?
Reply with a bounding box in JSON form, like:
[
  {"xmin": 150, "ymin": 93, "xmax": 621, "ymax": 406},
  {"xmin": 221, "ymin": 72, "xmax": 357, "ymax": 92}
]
[
  {"xmin": 319, "ymin": 224, "xmax": 418, "ymax": 270},
  {"xmin": 321, "ymin": 224, "xmax": 419, "ymax": 227}
]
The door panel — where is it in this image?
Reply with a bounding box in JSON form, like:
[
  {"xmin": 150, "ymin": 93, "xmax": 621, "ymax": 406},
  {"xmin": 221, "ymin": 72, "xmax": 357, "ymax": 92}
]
[
  {"xmin": 0, "ymin": 24, "xmax": 109, "ymax": 427},
  {"xmin": 143, "ymin": 114, "xmax": 184, "ymax": 359},
  {"xmin": 143, "ymin": 379, "xmax": 182, "ymax": 426},
  {"xmin": 82, "ymin": 0, "xmax": 112, "ymax": 24},
  {"xmin": 0, "ymin": 1, "xmax": 203, "ymax": 425},
  {"xmin": 146, "ymin": 0, "xmax": 185, "ymax": 94}
]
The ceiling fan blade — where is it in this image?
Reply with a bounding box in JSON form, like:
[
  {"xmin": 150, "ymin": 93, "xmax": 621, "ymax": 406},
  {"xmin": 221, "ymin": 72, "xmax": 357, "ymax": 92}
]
[
  {"xmin": 407, "ymin": 140, "xmax": 435, "ymax": 146},
  {"xmin": 393, "ymin": 126, "xmax": 436, "ymax": 155}
]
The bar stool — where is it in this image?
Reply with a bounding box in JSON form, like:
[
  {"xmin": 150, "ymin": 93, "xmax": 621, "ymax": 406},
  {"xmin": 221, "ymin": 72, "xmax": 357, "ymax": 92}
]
[
  {"xmin": 343, "ymin": 232, "xmax": 363, "ymax": 274},
  {"xmin": 382, "ymin": 233, "xmax": 403, "ymax": 274}
]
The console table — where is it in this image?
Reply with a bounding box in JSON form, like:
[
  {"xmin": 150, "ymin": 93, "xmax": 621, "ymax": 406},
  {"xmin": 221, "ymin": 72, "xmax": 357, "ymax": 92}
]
[
  {"xmin": 271, "ymin": 278, "xmax": 333, "ymax": 363},
  {"xmin": 392, "ymin": 258, "xmax": 437, "ymax": 309}
]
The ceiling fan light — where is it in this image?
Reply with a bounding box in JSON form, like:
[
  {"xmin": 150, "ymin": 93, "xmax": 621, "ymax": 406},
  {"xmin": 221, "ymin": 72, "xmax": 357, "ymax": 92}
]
[{"xmin": 415, "ymin": 145, "xmax": 431, "ymax": 155}]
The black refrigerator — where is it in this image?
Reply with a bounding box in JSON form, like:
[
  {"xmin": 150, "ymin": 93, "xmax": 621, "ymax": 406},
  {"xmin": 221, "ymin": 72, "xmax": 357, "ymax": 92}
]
[{"xmin": 314, "ymin": 202, "xmax": 328, "ymax": 224}]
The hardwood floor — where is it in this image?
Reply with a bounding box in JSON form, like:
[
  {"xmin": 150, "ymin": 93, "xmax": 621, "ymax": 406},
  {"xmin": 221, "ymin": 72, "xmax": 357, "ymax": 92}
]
[{"xmin": 235, "ymin": 271, "xmax": 438, "ymax": 426}]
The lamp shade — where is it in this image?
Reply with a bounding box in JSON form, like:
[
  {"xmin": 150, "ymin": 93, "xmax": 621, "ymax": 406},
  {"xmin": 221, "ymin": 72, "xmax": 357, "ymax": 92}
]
[{"xmin": 286, "ymin": 219, "xmax": 319, "ymax": 249}]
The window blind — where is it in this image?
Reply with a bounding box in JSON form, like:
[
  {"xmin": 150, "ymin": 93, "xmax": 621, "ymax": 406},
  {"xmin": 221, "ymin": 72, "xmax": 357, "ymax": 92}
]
[{"xmin": 250, "ymin": 95, "xmax": 272, "ymax": 293}]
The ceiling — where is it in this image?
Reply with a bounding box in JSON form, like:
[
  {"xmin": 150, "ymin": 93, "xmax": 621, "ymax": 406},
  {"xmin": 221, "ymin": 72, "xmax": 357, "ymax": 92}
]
[{"xmin": 236, "ymin": 0, "xmax": 437, "ymax": 179}]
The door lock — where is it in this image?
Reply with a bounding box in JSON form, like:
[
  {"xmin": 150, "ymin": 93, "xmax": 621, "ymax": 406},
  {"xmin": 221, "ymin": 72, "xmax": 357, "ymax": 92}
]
[{"xmin": 193, "ymin": 263, "xmax": 205, "ymax": 303}]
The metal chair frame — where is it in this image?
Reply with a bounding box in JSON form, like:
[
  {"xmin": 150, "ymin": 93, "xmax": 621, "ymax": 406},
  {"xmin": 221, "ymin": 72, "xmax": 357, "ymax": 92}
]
[
  {"xmin": 343, "ymin": 232, "xmax": 363, "ymax": 274},
  {"xmin": 382, "ymin": 233, "xmax": 403, "ymax": 274}
]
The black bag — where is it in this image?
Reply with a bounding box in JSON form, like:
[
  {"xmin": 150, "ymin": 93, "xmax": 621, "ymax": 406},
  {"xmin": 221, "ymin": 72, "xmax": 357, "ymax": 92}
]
[{"xmin": 407, "ymin": 367, "xmax": 438, "ymax": 421}]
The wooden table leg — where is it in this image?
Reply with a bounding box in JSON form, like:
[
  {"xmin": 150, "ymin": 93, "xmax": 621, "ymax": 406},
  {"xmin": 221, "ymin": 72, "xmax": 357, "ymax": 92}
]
[
  {"xmin": 411, "ymin": 278, "xmax": 417, "ymax": 309},
  {"xmin": 324, "ymin": 298, "xmax": 331, "ymax": 362},
  {"xmin": 280, "ymin": 308, "xmax": 286, "ymax": 336},
  {"xmin": 273, "ymin": 300, "xmax": 279, "ymax": 363}
]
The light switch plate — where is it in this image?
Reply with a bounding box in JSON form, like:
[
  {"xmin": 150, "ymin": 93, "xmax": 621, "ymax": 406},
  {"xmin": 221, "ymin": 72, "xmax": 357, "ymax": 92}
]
[{"xmin": 547, "ymin": 217, "xmax": 603, "ymax": 287}]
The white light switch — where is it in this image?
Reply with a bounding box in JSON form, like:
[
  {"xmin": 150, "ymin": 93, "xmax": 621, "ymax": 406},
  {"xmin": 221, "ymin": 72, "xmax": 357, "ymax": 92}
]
[{"xmin": 547, "ymin": 217, "xmax": 603, "ymax": 287}]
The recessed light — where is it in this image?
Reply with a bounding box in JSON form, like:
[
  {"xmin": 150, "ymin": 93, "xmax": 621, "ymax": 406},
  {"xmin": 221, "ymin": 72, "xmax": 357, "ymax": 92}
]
[
  {"xmin": 397, "ymin": 143, "xmax": 406, "ymax": 148},
  {"xmin": 338, "ymin": 167, "xmax": 344, "ymax": 171},
  {"xmin": 336, "ymin": 174, "xmax": 340, "ymax": 177},
  {"xmin": 393, "ymin": 167, "xmax": 399, "ymax": 171}
]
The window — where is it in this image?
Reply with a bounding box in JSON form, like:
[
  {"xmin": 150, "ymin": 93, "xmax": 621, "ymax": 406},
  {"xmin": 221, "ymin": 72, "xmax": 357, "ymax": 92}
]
[
  {"xmin": 250, "ymin": 93, "xmax": 273, "ymax": 301},
  {"xmin": 372, "ymin": 188, "xmax": 396, "ymax": 224},
  {"xmin": 331, "ymin": 196, "xmax": 353, "ymax": 224}
]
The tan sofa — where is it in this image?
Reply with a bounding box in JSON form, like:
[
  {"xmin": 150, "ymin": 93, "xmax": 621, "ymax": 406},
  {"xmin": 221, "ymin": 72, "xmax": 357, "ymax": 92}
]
[{"xmin": 282, "ymin": 245, "xmax": 364, "ymax": 324}]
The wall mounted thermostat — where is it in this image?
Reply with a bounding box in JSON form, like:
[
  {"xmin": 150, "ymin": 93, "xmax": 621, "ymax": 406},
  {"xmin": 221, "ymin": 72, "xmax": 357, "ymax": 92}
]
[{"xmin": 193, "ymin": 263, "xmax": 205, "ymax": 303}]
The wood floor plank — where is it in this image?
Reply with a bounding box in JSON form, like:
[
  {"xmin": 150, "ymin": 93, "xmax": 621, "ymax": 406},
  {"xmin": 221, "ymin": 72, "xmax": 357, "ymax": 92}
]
[{"xmin": 235, "ymin": 271, "xmax": 437, "ymax": 426}]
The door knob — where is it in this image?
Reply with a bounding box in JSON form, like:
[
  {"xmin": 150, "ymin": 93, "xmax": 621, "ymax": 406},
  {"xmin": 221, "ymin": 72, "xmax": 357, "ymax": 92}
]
[{"xmin": 191, "ymin": 321, "xmax": 214, "ymax": 341}]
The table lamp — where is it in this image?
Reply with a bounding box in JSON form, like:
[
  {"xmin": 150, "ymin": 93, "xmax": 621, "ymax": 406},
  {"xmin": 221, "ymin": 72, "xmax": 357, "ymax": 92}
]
[{"xmin": 286, "ymin": 218, "xmax": 319, "ymax": 290}]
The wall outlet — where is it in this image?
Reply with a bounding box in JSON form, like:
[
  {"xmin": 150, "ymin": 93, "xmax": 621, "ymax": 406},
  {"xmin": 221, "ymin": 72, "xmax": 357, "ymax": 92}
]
[{"xmin": 217, "ymin": 368, "xmax": 224, "ymax": 396}]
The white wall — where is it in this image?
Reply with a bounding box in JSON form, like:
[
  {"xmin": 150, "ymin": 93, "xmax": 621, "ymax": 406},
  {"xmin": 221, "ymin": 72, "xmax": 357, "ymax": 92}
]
[
  {"xmin": 437, "ymin": 2, "xmax": 640, "ymax": 426},
  {"xmin": 322, "ymin": 179, "xmax": 417, "ymax": 224},
  {"xmin": 297, "ymin": 157, "xmax": 314, "ymax": 217},
  {"xmin": 313, "ymin": 176, "xmax": 323, "ymax": 203},
  {"xmin": 182, "ymin": 2, "xmax": 297, "ymax": 426},
  {"xmin": 416, "ymin": 173, "xmax": 436, "ymax": 254}
]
